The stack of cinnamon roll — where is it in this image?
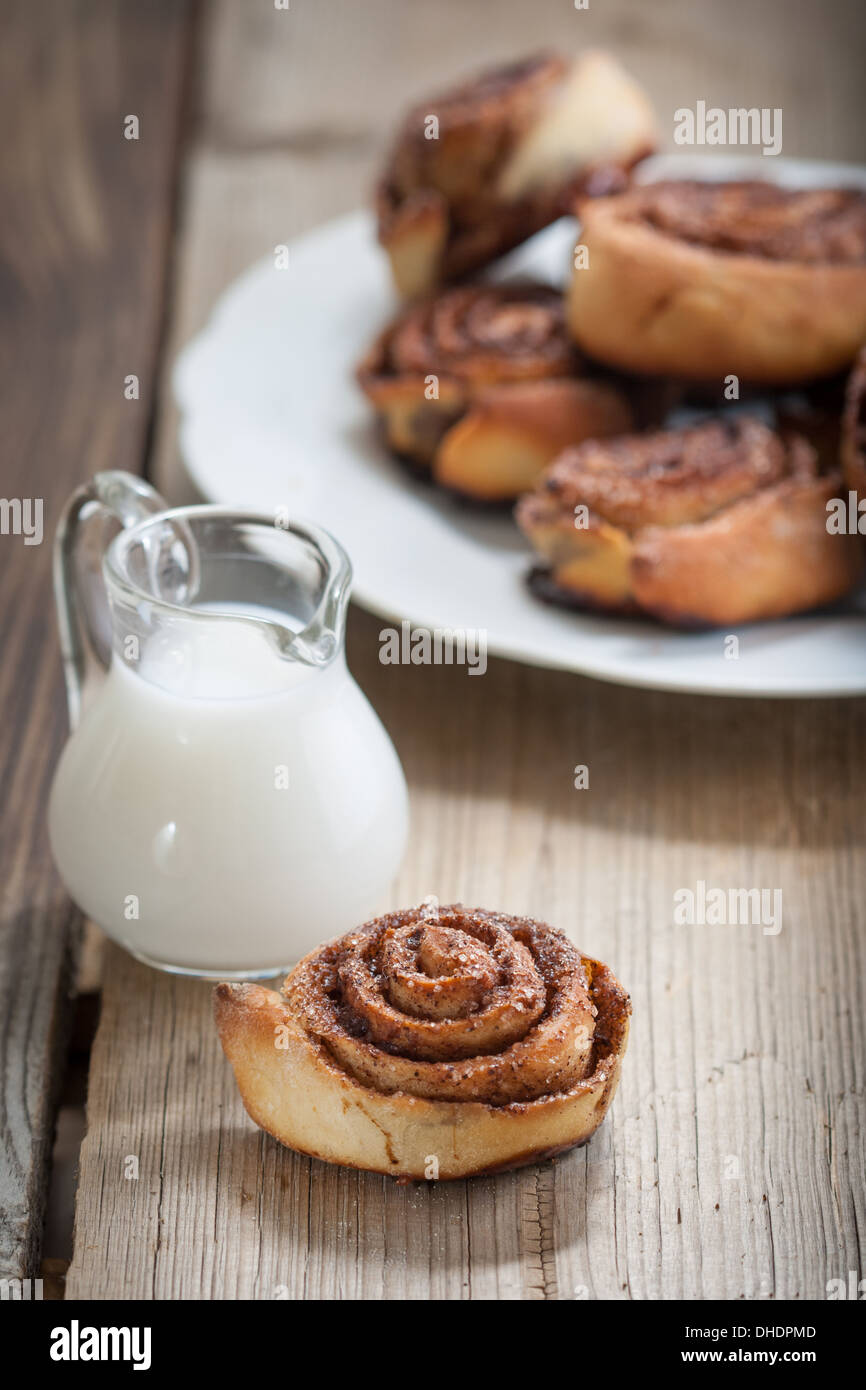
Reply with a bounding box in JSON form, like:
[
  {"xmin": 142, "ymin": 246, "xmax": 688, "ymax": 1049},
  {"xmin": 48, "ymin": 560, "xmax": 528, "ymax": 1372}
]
[{"xmin": 359, "ymin": 50, "xmax": 866, "ymax": 626}]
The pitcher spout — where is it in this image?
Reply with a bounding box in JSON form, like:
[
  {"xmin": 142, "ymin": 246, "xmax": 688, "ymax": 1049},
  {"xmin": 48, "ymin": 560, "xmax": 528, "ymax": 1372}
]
[{"xmin": 277, "ymin": 521, "xmax": 353, "ymax": 669}]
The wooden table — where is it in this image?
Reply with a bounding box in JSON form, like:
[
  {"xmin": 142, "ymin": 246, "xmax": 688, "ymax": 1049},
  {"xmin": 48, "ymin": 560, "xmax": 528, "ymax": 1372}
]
[{"xmin": 2, "ymin": 0, "xmax": 864, "ymax": 1301}]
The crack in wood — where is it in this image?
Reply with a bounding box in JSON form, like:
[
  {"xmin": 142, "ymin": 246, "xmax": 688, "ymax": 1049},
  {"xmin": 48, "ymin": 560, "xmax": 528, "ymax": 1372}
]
[{"xmin": 521, "ymin": 1165, "xmax": 558, "ymax": 1300}]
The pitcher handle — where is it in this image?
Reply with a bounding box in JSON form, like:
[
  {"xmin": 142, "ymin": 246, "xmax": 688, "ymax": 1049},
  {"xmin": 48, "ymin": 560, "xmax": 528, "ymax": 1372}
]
[{"xmin": 53, "ymin": 471, "xmax": 169, "ymax": 730}]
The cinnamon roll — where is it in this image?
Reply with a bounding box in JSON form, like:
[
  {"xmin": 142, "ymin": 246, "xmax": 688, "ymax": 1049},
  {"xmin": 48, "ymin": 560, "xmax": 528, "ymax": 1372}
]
[
  {"xmin": 516, "ymin": 417, "xmax": 863, "ymax": 626},
  {"xmin": 567, "ymin": 180, "xmax": 866, "ymax": 384},
  {"xmin": 378, "ymin": 50, "xmax": 656, "ymax": 299},
  {"xmin": 215, "ymin": 906, "xmax": 630, "ymax": 1180},
  {"xmin": 842, "ymin": 345, "xmax": 866, "ymax": 507},
  {"xmin": 358, "ymin": 281, "xmax": 633, "ymax": 501}
]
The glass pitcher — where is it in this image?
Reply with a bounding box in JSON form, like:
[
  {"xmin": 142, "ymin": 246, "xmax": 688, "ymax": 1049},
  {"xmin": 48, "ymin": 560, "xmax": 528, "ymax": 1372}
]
[{"xmin": 48, "ymin": 472, "xmax": 409, "ymax": 978}]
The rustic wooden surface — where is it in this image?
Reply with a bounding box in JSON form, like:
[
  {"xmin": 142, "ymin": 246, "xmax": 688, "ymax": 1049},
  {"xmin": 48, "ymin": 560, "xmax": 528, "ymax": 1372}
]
[
  {"xmin": 13, "ymin": 0, "xmax": 863, "ymax": 1299},
  {"xmin": 0, "ymin": 0, "xmax": 194, "ymax": 1279}
]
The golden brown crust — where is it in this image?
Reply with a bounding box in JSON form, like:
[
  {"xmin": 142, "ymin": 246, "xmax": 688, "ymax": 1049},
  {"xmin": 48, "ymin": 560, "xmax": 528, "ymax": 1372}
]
[
  {"xmin": 358, "ymin": 282, "xmax": 634, "ymax": 500},
  {"xmin": 378, "ymin": 50, "xmax": 656, "ymax": 298},
  {"xmin": 516, "ymin": 417, "xmax": 864, "ymax": 626},
  {"xmin": 214, "ymin": 905, "xmax": 631, "ymax": 1180},
  {"xmin": 567, "ymin": 181, "xmax": 866, "ymax": 384},
  {"xmin": 842, "ymin": 346, "xmax": 866, "ymax": 504}
]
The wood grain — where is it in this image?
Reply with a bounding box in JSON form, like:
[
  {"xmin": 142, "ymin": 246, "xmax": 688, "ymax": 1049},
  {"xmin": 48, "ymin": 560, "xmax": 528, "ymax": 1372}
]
[
  {"xmin": 67, "ymin": 0, "xmax": 866, "ymax": 1299},
  {"xmin": 0, "ymin": 0, "xmax": 194, "ymax": 1278},
  {"xmin": 67, "ymin": 638, "xmax": 866, "ymax": 1299}
]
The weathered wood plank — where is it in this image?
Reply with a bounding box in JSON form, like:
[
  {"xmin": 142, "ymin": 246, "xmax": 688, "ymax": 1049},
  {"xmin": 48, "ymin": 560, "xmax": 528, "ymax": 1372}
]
[
  {"xmin": 67, "ymin": 638, "xmax": 866, "ymax": 1299},
  {"xmin": 200, "ymin": 0, "xmax": 866, "ymax": 162},
  {"xmin": 0, "ymin": 0, "xmax": 194, "ymax": 1278},
  {"xmin": 69, "ymin": 0, "xmax": 866, "ymax": 1299}
]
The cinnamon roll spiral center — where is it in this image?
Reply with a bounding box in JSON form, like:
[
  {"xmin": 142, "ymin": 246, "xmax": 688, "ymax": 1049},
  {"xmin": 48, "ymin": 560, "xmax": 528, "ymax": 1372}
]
[
  {"xmin": 381, "ymin": 921, "xmax": 499, "ymax": 1018},
  {"xmin": 338, "ymin": 914, "xmax": 546, "ymax": 1060},
  {"xmin": 388, "ymin": 284, "xmax": 579, "ymax": 384},
  {"xmin": 285, "ymin": 907, "xmax": 598, "ymax": 1105}
]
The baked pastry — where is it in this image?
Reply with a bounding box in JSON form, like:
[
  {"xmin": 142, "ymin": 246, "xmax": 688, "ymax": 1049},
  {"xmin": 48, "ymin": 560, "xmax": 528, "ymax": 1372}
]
[
  {"xmin": 567, "ymin": 180, "xmax": 866, "ymax": 384},
  {"xmin": 377, "ymin": 50, "xmax": 656, "ymax": 298},
  {"xmin": 215, "ymin": 905, "xmax": 630, "ymax": 1180},
  {"xmin": 842, "ymin": 346, "xmax": 866, "ymax": 507},
  {"xmin": 358, "ymin": 281, "xmax": 633, "ymax": 500},
  {"xmin": 516, "ymin": 417, "xmax": 863, "ymax": 626}
]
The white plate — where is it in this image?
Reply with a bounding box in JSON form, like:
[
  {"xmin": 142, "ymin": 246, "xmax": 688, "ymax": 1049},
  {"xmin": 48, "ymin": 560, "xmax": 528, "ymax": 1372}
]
[{"xmin": 174, "ymin": 154, "xmax": 866, "ymax": 697}]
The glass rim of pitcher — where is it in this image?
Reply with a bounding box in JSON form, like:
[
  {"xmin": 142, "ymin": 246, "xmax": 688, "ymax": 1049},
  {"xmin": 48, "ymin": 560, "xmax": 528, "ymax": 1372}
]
[{"xmin": 103, "ymin": 504, "xmax": 353, "ymax": 668}]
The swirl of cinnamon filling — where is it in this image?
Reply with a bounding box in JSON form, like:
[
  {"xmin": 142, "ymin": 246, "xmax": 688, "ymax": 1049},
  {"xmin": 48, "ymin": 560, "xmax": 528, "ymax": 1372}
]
[
  {"xmin": 357, "ymin": 282, "xmax": 634, "ymax": 501},
  {"xmin": 535, "ymin": 417, "xmax": 815, "ymax": 529},
  {"xmin": 631, "ymin": 181, "xmax": 866, "ymax": 265},
  {"xmin": 282, "ymin": 906, "xmax": 597, "ymax": 1104},
  {"xmin": 374, "ymin": 283, "xmax": 579, "ymax": 388},
  {"xmin": 517, "ymin": 417, "xmax": 864, "ymax": 625}
]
